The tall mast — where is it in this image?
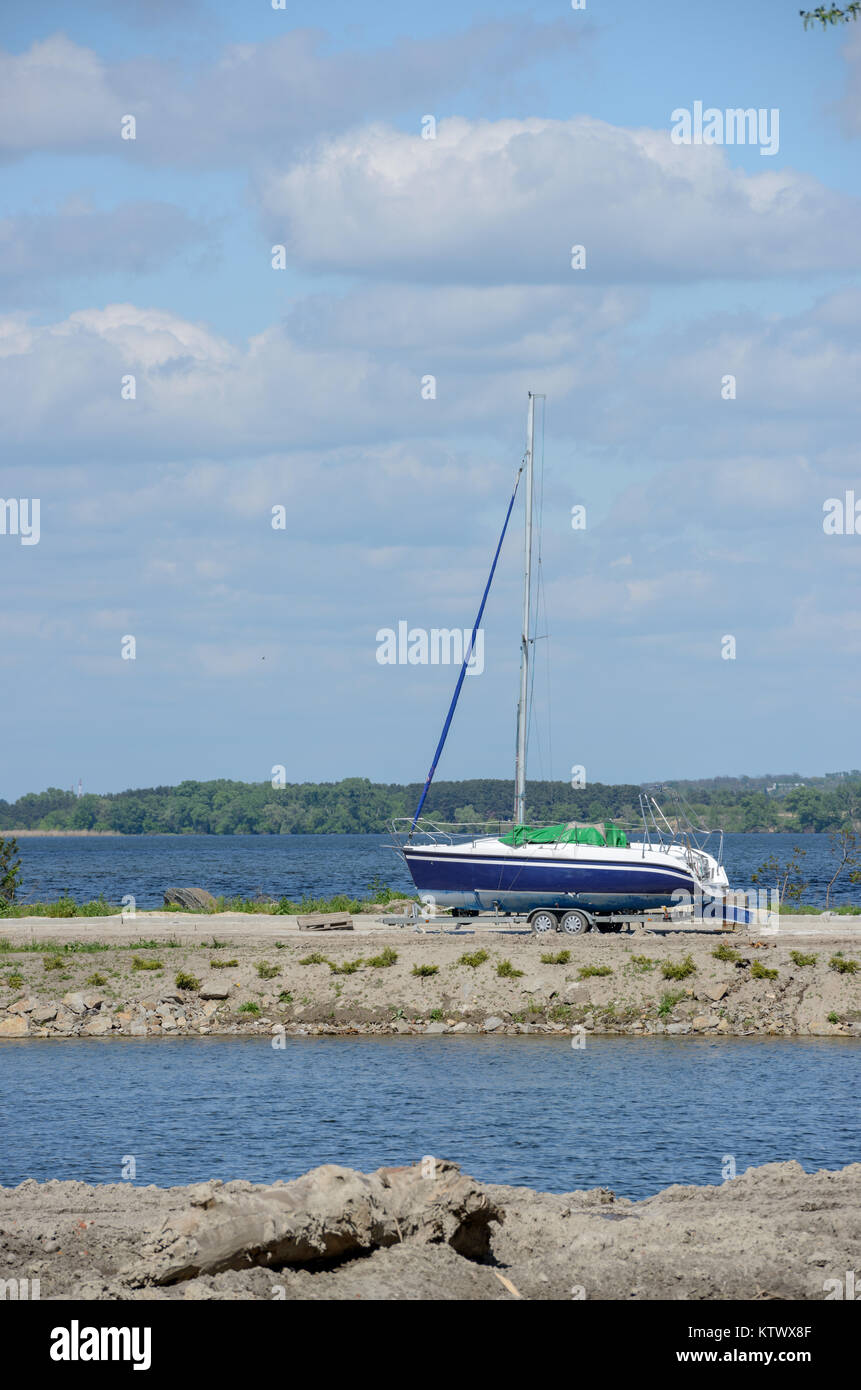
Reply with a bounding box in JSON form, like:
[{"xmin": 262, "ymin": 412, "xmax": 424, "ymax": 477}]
[{"xmin": 514, "ymin": 391, "xmax": 535, "ymax": 823}]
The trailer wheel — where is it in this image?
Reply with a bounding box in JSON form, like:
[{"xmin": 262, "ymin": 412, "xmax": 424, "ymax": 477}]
[
  {"xmin": 559, "ymin": 909, "xmax": 590, "ymax": 935},
  {"xmin": 528, "ymin": 909, "xmax": 558, "ymax": 934}
]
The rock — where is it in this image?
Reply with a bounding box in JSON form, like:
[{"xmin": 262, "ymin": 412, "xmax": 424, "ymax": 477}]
[
  {"xmin": 666, "ymin": 1022, "xmax": 691, "ymax": 1035},
  {"xmin": 82, "ymin": 992, "xmax": 104, "ymax": 1010},
  {"xmin": 82, "ymin": 1016, "xmax": 112, "ymax": 1036},
  {"xmin": 0, "ymin": 1015, "xmax": 29, "ymax": 1036},
  {"xmin": 716, "ymin": 1018, "xmax": 732, "ymax": 1033},
  {"xmin": 483, "ymin": 1017, "xmax": 505, "ymax": 1031},
  {"xmin": 704, "ymin": 982, "xmax": 730, "ymax": 1002},
  {"xmin": 163, "ymin": 886, "xmax": 217, "ymax": 912},
  {"xmin": 135, "ymin": 1159, "xmax": 501, "ymax": 1284},
  {"xmin": 450, "ymin": 1022, "xmax": 470, "ymax": 1033},
  {"xmin": 31, "ymin": 1005, "xmax": 57, "ymax": 1024},
  {"xmin": 392, "ymin": 1021, "xmax": 410, "ymax": 1033},
  {"xmin": 8, "ymin": 997, "xmax": 36, "ymax": 1014},
  {"xmin": 129, "ymin": 1022, "xmax": 148, "ymax": 1036},
  {"xmin": 202, "ymin": 1001, "xmax": 219, "ymax": 1017},
  {"xmin": 561, "ymin": 987, "xmax": 590, "ymax": 1006},
  {"xmin": 692, "ymin": 1015, "xmax": 710, "ymax": 1030},
  {"xmin": 62, "ymin": 992, "xmax": 87, "ymax": 1015},
  {"xmin": 200, "ymin": 984, "xmax": 230, "ymax": 1001},
  {"xmin": 115, "ymin": 1010, "xmax": 134, "ymax": 1024},
  {"xmin": 159, "ymin": 992, "xmax": 185, "ymax": 1005},
  {"xmin": 424, "ymin": 1022, "xmax": 447, "ymax": 1034},
  {"xmin": 156, "ymin": 1004, "xmax": 174, "ymax": 1020}
]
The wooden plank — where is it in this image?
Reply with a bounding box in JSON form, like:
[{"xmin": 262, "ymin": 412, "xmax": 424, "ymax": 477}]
[{"xmin": 296, "ymin": 913, "xmax": 354, "ymax": 931}]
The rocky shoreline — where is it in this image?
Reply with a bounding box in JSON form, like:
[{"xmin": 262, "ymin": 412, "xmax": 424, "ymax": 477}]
[
  {"xmin": 1, "ymin": 917, "xmax": 859, "ymax": 1039},
  {"xmin": 2, "ymin": 1156, "xmax": 858, "ymax": 1300}
]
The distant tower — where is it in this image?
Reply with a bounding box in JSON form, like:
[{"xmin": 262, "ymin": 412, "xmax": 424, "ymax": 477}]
[{"xmin": 77, "ymin": 779, "xmax": 82, "ymax": 798}]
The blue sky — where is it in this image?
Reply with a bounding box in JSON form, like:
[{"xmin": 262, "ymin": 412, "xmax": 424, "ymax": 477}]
[{"xmin": 1, "ymin": 0, "xmax": 860, "ymax": 801}]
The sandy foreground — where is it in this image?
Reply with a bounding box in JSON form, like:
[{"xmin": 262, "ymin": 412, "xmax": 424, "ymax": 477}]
[
  {"xmin": 0, "ymin": 912, "xmax": 859, "ymax": 1038},
  {"xmin": 1, "ymin": 1157, "xmax": 859, "ymax": 1300}
]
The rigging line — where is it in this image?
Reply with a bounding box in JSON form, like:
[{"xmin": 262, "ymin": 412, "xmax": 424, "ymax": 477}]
[
  {"xmin": 527, "ymin": 397, "xmax": 549, "ymax": 784},
  {"xmin": 409, "ymin": 457, "xmax": 526, "ymax": 837}
]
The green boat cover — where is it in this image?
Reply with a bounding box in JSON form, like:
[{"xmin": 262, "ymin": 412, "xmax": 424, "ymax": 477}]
[{"xmin": 500, "ymin": 822, "xmax": 627, "ymax": 848}]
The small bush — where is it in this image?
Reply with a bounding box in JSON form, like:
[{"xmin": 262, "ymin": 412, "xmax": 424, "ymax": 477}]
[
  {"xmin": 175, "ymin": 971, "xmax": 200, "ymax": 991},
  {"xmin": 412, "ymin": 964, "xmax": 439, "ymax": 977},
  {"xmin": 661, "ymin": 955, "xmax": 696, "ymax": 981},
  {"xmin": 578, "ymin": 964, "xmax": 613, "ymax": 979},
  {"xmin": 132, "ymin": 956, "xmax": 163, "ymax": 971},
  {"xmin": 712, "ymin": 943, "xmax": 741, "ymax": 963},
  {"xmin": 238, "ymin": 1001, "xmax": 261, "ymax": 1015},
  {"xmin": 278, "ymin": 990, "xmax": 293, "ymax": 1005},
  {"xmin": 629, "ymin": 954, "xmax": 655, "ymax": 972},
  {"xmin": 367, "ymin": 947, "xmax": 398, "ymax": 968},
  {"xmin": 458, "ymin": 950, "xmax": 489, "ymax": 968},
  {"xmin": 827, "ymin": 1011, "xmax": 840, "ymax": 1024},
  {"xmin": 790, "ymin": 950, "xmax": 817, "ymax": 967},
  {"xmin": 85, "ymin": 972, "xmax": 107, "ymax": 987},
  {"xmin": 5, "ymin": 971, "xmax": 24, "ymax": 989},
  {"xmin": 256, "ymin": 962, "xmax": 279, "ymax": 979},
  {"xmin": 298, "ymin": 952, "xmax": 329, "ymax": 966},
  {"xmin": 329, "ymin": 959, "xmax": 364, "ymax": 975},
  {"xmin": 210, "ymin": 958, "xmax": 238, "ymax": 969},
  {"xmin": 429, "ymin": 1008, "xmax": 444, "ymax": 1021},
  {"xmin": 43, "ymin": 955, "xmax": 65, "ymax": 971},
  {"xmin": 496, "ymin": 958, "xmax": 524, "ymax": 978},
  {"xmin": 751, "ymin": 960, "xmax": 778, "ymax": 980},
  {"xmin": 658, "ymin": 989, "xmax": 686, "ymax": 1018},
  {"xmin": 540, "ymin": 950, "xmax": 571, "ymax": 965},
  {"xmin": 830, "ymin": 955, "xmax": 859, "ymax": 975},
  {"xmin": 548, "ymin": 1003, "xmax": 572, "ymax": 1022}
]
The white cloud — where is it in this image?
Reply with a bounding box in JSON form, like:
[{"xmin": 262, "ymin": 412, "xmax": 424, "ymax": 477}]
[{"xmin": 260, "ymin": 116, "xmax": 861, "ymax": 284}]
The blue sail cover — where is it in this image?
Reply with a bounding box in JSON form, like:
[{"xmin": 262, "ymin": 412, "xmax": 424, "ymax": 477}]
[{"xmin": 409, "ymin": 464, "xmax": 523, "ymax": 834}]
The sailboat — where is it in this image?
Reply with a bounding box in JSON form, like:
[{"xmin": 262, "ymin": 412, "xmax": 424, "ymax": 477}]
[{"xmin": 394, "ymin": 393, "xmax": 729, "ymax": 934}]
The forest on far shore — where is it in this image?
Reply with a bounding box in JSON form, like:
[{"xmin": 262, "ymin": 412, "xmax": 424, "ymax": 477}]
[{"xmin": 1, "ymin": 772, "xmax": 859, "ymax": 835}]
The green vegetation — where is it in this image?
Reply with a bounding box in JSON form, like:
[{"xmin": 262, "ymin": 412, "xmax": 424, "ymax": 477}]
[
  {"xmin": 5, "ymin": 971, "xmax": 24, "ymax": 989},
  {"xmin": 827, "ymin": 1011, "xmax": 840, "ymax": 1024},
  {"xmin": 578, "ymin": 964, "xmax": 613, "ymax": 979},
  {"xmin": 547, "ymin": 1003, "xmax": 573, "ymax": 1022},
  {"xmin": 801, "ymin": 4, "xmax": 861, "ymax": 31},
  {"xmin": 43, "ymin": 955, "xmax": 65, "ymax": 971},
  {"xmin": 6, "ymin": 772, "xmax": 861, "ymax": 838},
  {"xmin": 661, "ymin": 955, "xmax": 696, "ymax": 981},
  {"xmin": 298, "ymin": 952, "xmax": 329, "ymax": 966},
  {"xmin": 790, "ymin": 950, "xmax": 818, "ymax": 967},
  {"xmin": 540, "ymin": 950, "xmax": 571, "ymax": 965},
  {"xmin": 0, "ymin": 835, "xmax": 22, "ymax": 904},
  {"xmin": 86, "ymin": 972, "xmax": 108, "ymax": 986},
  {"xmin": 658, "ymin": 989, "xmax": 686, "ymax": 1018},
  {"xmin": 367, "ymin": 947, "xmax": 398, "ymax": 968},
  {"xmin": 458, "ymin": 950, "xmax": 489, "ymax": 968},
  {"xmin": 132, "ymin": 956, "xmax": 163, "ymax": 971},
  {"xmin": 238, "ymin": 1001, "xmax": 261, "ymax": 1015},
  {"xmin": 833, "ymin": 903, "xmax": 861, "ymax": 914},
  {"xmin": 256, "ymin": 962, "xmax": 279, "ymax": 979},
  {"xmin": 751, "ymin": 960, "xmax": 778, "ymax": 980},
  {"xmin": 712, "ymin": 943, "xmax": 741, "ymax": 963},
  {"xmin": 210, "ymin": 958, "xmax": 238, "ymax": 969},
  {"xmin": 429, "ymin": 1009, "xmax": 444, "ymax": 1021},
  {"xmin": 830, "ymin": 955, "xmax": 859, "ymax": 974},
  {"xmin": 329, "ymin": 958, "xmax": 364, "ymax": 975},
  {"xmin": 629, "ymin": 954, "xmax": 655, "ymax": 972},
  {"xmin": 412, "ymin": 964, "xmax": 439, "ymax": 978},
  {"xmin": 175, "ymin": 970, "xmax": 200, "ymax": 991},
  {"xmin": 0, "ymin": 894, "xmax": 120, "ymax": 919},
  {"xmin": 496, "ymin": 959, "xmax": 524, "ymax": 979},
  {"xmin": 278, "ymin": 990, "xmax": 293, "ymax": 1005}
]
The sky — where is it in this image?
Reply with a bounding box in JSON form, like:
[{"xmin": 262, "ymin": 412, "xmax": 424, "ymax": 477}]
[{"xmin": 1, "ymin": 0, "xmax": 860, "ymax": 801}]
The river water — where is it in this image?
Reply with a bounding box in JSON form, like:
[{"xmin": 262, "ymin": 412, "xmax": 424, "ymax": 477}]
[
  {"xmin": 9, "ymin": 832, "xmax": 855, "ymax": 909},
  {"xmin": 1, "ymin": 1035, "xmax": 858, "ymax": 1197}
]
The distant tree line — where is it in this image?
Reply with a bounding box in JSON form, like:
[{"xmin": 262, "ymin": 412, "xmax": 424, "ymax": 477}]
[{"xmin": 1, "ymin": 773, "xmax": 860, "ymax": 835}]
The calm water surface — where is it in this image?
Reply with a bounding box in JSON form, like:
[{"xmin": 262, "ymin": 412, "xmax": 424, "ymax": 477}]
[
  {"xmin": 11, "ymin": 832, "xmax": 855, "ymax": 908},
  {"xmin": 1, "ymin": 1035, "xmax": 858, "ymax": 1198}
]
